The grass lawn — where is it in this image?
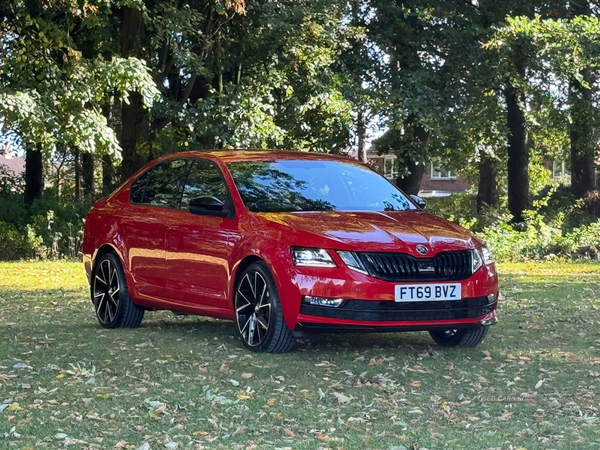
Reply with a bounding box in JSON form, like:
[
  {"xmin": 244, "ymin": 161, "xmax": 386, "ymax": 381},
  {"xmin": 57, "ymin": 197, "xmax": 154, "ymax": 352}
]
[{"xmin": 1, "ymin": 261, "xmax": 599, "ymax": 450}]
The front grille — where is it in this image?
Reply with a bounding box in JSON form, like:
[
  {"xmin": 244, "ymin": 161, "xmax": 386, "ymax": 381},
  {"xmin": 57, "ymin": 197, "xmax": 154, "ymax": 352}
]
[
  {"xmin": 300, "ymin": 296, "xmax": 496, "ymax": 322},
  {"xmin": 357, "ymin": 250, "xmax": 473, "ymax": 282}
]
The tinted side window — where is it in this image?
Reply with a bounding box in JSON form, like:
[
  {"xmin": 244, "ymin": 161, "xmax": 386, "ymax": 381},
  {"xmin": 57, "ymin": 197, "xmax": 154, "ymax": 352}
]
[
  {"xmin": 130, "ymin": 170, "xmax": 151, "ymax": 204},
  {"xmin": 181, "ymin": 159, "xmax": 229, "ymax": 210},
  {"xmin": 130, "ymin": 159, "xmax": 188, "ymax": 208}
]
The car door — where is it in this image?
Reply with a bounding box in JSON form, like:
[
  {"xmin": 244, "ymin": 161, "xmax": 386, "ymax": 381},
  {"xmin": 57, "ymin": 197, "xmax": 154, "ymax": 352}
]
[
  {"xmin": 120, "ymin": 158, "xmax": 188, "ymax": 299},
  {"xmin": 164, "ymin": 158, "xmax": 240, "ymax": 308}
]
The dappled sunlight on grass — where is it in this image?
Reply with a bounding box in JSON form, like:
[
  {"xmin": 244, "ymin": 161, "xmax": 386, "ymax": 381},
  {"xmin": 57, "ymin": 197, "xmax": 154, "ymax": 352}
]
[
  {"xmin": 0, "ymin": 261, "xmax": 87, "ymax": 290},
  {"xmin": 499, "ymin": 261, "xmax": 600, "ymax": 276}
]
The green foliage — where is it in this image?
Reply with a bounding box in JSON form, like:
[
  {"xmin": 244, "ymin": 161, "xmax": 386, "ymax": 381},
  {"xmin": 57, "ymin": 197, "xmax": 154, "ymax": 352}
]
[
  {"xmin": 0, "ymin": 176, "xmax": 89, "ymax": 260},
  {"xmin": 477, "ymin": 211, "xmax": 600, "ymax": 263},
  {"xmin": 0, "ymin": 222, "xmax": 45, "ymax": 260},
  {"xmin": 429, "ymin": 189, "xmax": 600, "ymax": 263},
  {"xmin": 0, "ymin": 2, "xmax": 159, "ymax": 156},
  {"xmin": 424, "ymin": 193, "xmax": 479, "ymax": 228}
]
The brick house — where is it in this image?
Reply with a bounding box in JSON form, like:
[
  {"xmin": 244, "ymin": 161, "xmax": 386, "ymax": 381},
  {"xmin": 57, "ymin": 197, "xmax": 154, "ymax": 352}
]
[
  {"xmin": 366, "ymin": 149, "xmax": 470, "ymax": 197},
  {"xmin": 0, "ymin": 147, "xmax": 25, "ymax": 179}
]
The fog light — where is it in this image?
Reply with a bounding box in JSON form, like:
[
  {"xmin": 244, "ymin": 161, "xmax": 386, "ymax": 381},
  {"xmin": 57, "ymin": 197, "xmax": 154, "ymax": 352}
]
[{"xmin": 303, "ymin": 296, "xmax": 345, "ymax": 307}]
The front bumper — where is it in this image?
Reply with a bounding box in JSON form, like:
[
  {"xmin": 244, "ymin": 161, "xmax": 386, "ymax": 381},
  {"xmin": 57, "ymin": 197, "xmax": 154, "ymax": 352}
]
[
  {"xmin": 299, "ymin": 294, "xmax": 497, "ymax": 322},
  {"xmin": 274, "ymin": 258, "xmax": 499, "ymax": 331},
  {"xmin": 295, "ymin": 310, "xmax": 498, "ymax": 334}
]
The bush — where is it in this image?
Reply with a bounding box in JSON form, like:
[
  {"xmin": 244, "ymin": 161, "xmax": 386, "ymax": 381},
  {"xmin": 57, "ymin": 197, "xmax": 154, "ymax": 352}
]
[
  {"xmin": 0, "ymin": 178, "xmax": 90, "ymax": 260},
  {"xmin": 0, "ymin": 221, "xmax": 46, "ymax": 260},
  {"xmin": 476, "ymin": 214, "xmax": 565, "ymax": 262},
  {"xmin": 583, "ymin": 190, "xmax": 600, "ymax": 217},
  {"xmin": 429, "ymin": 189, "xmax": 600, "ymax": 263},
  {"xmin": 475, "ymin": 207, "xmax": 600, "ymax": 263},
  {"xmin": 425, "ymin": 193, "xmax": 477, "ymax": 223}
]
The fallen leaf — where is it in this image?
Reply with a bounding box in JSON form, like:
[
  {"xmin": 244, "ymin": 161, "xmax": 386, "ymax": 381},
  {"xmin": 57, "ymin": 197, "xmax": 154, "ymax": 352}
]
[
  {"xmin": 318, "ymin": 388, "xmax": 325, "ymax": 400},
  {"xmin": 333, "ymin": 392, "xmax": 351, "ymax": 405}
]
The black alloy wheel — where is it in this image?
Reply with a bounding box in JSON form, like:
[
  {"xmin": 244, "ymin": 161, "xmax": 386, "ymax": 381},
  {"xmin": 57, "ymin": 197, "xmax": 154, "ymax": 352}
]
[
  {"xmin": 234, "ymin": 261, "xmax": 295, "ymax": 353},
  {"xmin": 92, "ymin": 252, "xmax": 144, "ymax": 329}
]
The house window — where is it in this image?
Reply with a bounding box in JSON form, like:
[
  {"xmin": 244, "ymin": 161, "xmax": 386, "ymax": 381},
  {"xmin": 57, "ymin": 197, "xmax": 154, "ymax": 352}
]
[
  {"xmin": 383, "ymin": 155, "xmax": 397, "ymax": 179},
  {"xmin": 430, "ymin": 162, "xmax": 457, "ymax": 180},
  {"xmin": 552, "ymin": 160, "xmax": 570, "ymax": 179}
]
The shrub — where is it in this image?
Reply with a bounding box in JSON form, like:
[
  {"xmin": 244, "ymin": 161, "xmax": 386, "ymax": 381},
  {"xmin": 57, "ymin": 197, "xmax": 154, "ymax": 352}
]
[
  {"xmin": 0, "ymin": 221, "xmax": 46, "ymax": 260},
  {"xmin": 428, "ymin": 189, "xmax": 600, "ymax": 263},
  {"xmin": 583, "ymin": 190, "xmax": 600, "ymax": 217},
  {"xmin": 0, "ymin": 180, "xmax": 90, "ymax": 260}
]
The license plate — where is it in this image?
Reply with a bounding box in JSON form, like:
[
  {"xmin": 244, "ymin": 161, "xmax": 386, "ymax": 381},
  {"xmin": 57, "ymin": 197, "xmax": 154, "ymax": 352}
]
[{"xmin": 395, "ymin": 283, "xmax": 461, "ymax": 302}]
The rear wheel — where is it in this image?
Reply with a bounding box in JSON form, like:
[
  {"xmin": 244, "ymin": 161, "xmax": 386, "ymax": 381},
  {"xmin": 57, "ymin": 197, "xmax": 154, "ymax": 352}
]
[
  {"xmin": 429, "ymin": 326, "xmax": 489, "ymax": 347},
  {"xmin": 92, "ymin": 252, "xmax": 144, "ymax": 329},
  {"xmin": 234, "ymin": 262, "xmax": 295, "ymax": 353}
]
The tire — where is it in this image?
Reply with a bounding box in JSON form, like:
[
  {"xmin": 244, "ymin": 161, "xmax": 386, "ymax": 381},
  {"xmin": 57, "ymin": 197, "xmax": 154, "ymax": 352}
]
[
  {"xmin": 234, "ymin": 261, "xmax": 295, "ymax": 353},
  {"xmin": 429, "ymin": 326, "xmax": 489, "ymax": 347},
  {"xmin": 91, "ymin": 252, "xmax": 144, "ymax": 329}
]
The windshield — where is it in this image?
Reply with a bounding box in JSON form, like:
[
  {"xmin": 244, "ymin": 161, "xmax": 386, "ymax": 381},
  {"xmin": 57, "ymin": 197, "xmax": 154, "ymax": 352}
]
[{"xmin": 227, "ymin": 159, "xmax": 417, "ymax": 213}]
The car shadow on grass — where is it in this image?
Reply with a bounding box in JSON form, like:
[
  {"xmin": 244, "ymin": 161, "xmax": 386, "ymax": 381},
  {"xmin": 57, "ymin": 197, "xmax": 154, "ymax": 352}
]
[{"xmin": 135, "ymin": 314, "xmax": 450, "ymax": 353}]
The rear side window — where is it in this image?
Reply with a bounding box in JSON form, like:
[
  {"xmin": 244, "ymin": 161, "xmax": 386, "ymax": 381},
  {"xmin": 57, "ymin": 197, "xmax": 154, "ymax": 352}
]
[
  {"xmin": 180, "ymin": 159, "xmax": 229, "ymax": 210},
  {"xmin": 130, "ymin": 159, "xmax": 189, "ymax": 208}
]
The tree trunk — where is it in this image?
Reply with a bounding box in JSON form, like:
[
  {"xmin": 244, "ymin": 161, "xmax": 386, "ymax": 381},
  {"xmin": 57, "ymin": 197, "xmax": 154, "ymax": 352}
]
[
  {"xmin": 25, "ymin": 144, "xmax": 43, "ymax": 205},
  {"xmin": 505, "ymin": 80, "xmax": 529, "ymax": 223},
  {"xmin": 570, "ymin": 68, "xmax": 596, "ymax": 198},
  {"xmin": 82, "ymin": 152, "xmax": 94, "ymax": 199},
  {"xmin": 357, "ymin": 110, "xmax": 367, "ymax": 163},
  {"xmin": 395, "ymin": 159, "xmax": 425, "ymax": 195},
  {"xmin": 395, "ymin": 124, "xmax": 429, "ymax": 195},
  {"xmin": 569, "ymin": 2, "xmax": 595, "ymax": 198},
  {"xmin": 120, "ymin": 5, "xmax": 148, "ymax": 182},
  {"xmin": 74, "ymin": 147, "xmax": 81, "ymax": 201},
  {"xmin": 477, "ymin": 156, "xmax": 499, "ymax": 212},
  {"xmin": 102, "ymin": 154, "xmax": 114, "ymax": 195}
]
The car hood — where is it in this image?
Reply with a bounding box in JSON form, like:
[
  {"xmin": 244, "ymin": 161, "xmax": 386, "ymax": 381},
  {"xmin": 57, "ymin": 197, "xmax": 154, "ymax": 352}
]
[{"xmin": 257, "ymin": 210, "xmax": 479, "ymax": 253}]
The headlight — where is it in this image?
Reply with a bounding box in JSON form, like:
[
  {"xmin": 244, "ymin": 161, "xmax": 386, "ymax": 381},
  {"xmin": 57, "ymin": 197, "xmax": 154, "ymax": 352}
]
[
  {"xmin": 291, "ymin": 247, "xmax": 336, "ymax": 267},
  {"xmin": 472, "ymin": 245, "xmax": 493, "ymax": 273},
  {"xmin": 337, "ymin": 251, "xmax": 369, "ymax": 274},
  {"xmin": 472, "ymin": 248, "xmax": 483, "ymax": 273},
  {"xmin": 481, "ymin": 245, "xmax": 494, "ymax": 265}
]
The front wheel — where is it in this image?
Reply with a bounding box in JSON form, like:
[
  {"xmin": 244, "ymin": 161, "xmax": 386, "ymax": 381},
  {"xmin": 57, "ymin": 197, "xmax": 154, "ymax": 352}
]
[
  {"xmin": 429, "ymin": 326, "xmax": 489, "ymax": 347},
  {"xmin": 234, "ymin": 262, "xmax": 295, "ymax": 353},
  {"xmin": 92, "ymin": 252, "xmax": 144, "ymax": 329}
]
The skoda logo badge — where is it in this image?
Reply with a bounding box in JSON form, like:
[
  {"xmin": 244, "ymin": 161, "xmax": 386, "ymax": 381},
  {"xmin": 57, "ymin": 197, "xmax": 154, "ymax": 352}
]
[{"xmin": 416, "ymin": 244, "xmax": 429, "ymax": 255}]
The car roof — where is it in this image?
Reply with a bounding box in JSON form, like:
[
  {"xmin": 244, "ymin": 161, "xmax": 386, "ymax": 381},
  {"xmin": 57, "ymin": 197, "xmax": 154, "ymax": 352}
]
[{"xmin": 158, "ymin": 149, "xmax": 356, "ymax": 164}]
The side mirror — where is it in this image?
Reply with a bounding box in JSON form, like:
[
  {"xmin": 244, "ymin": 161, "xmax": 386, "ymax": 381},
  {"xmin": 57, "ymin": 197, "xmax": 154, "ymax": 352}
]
[
  {"xmin": 188, "ymin": 196, "xmax": 226, "ymax": 215},
  {"xmin": 410, "ymin": 194, "xmax": 426, "ymax": 209}
]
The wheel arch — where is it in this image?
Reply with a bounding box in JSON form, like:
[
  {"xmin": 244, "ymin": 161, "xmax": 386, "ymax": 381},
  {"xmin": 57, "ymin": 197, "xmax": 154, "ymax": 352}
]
[
  {"xmin": 231, "ymin": 255, "xmax": 264, "ymax": 306},
  {"xmin": 91, "ymin": 243, "xmax": 142, "ymax": 306},
  {"xmin": 90, "ymin": 244, "xmax": 120, "ymax": 298},
  {"xmin": 93, "ymin": 244, "xmax": 121, "ymax": 270}
]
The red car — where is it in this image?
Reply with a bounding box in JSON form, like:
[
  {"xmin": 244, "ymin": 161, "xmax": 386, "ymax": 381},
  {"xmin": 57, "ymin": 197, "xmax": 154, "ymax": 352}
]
[{"xmin": 83, "ymin": 150, "xmax": 498, "ymax": 353}]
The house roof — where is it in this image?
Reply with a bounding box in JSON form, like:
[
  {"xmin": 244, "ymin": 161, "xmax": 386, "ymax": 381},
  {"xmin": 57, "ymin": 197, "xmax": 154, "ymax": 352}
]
[{"xmin": 0, "ymin": 154, "xmax": 25, "ymax": 177}]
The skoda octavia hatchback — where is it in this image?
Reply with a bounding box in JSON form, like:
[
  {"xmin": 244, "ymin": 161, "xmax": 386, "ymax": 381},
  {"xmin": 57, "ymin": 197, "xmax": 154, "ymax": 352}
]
[{"xmin": 83, "ymin": 150, "xmax": 498, "ymax": 353}]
